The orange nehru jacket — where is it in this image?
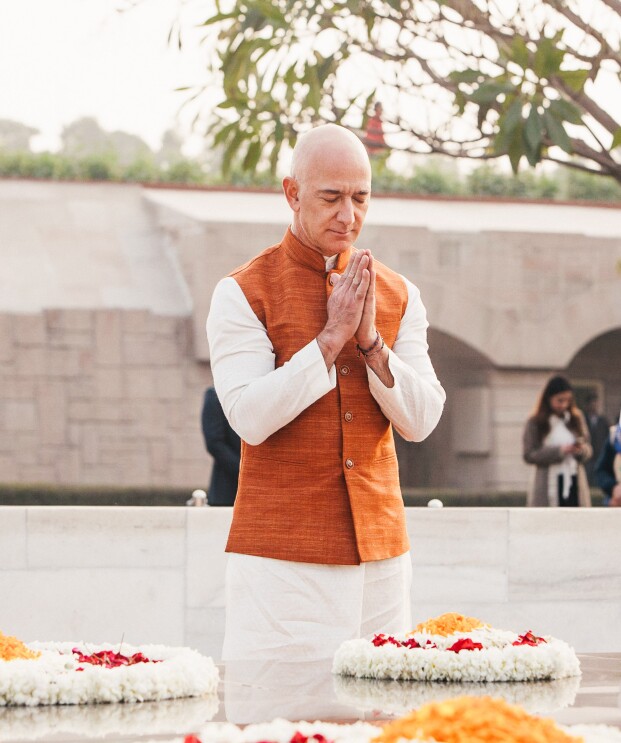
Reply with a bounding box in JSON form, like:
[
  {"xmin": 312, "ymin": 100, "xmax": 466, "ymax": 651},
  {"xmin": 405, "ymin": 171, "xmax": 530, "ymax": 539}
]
[{"xmin": 226, "ymin": 228, "xmax": 410, "ymax": 565}]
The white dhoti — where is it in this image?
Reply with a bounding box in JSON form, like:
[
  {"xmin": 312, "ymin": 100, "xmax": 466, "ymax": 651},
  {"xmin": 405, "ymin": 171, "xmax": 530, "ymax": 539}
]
[{"xmin": 221, "ymin": 551, "xmax": 412, "ymax": 661}]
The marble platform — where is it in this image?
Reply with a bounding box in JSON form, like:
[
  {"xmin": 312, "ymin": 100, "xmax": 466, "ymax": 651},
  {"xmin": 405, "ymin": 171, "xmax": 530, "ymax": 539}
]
[
  {"xmin": 0, "ymin": 653, "xmax": 619, "ymax": 741},
  {"xmin": 2, "ymin": 506, "xmax": 621, "ymax": 660}
]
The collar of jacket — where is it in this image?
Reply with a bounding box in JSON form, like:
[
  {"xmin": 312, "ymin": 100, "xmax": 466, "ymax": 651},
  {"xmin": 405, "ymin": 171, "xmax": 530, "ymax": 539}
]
[{"xmin": 282, "ymin": 227, "xmax": 354, "ymax": 275}]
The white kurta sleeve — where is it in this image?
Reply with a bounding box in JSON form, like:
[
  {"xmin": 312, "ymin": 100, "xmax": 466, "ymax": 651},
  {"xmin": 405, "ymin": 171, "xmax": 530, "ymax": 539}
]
[
  {"xmin": 207, "ymin": 277, "xmax": 336, "ymax": 446},
  {"xmin": 367, "ymin": 276, "xmax": 446, "ymax": 442}
]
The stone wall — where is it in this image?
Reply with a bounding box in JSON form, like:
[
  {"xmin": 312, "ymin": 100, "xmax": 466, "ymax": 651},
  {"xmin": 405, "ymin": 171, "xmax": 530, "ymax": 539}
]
[
  {"xmin": 0, "ymin": 309, "xmax": 212, "ymax": 488},
  {"xmin": 2, "ymin": 180, "xmax": 620, "ymax": 492}
]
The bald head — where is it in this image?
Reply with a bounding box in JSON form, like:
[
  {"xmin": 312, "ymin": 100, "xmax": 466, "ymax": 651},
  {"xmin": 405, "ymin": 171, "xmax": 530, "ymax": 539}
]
[
  {"xmin": 282, "ymin": 124, "xmax": 372, "ymax": 257},
  {"xmin": 291, "ymin": 124, "xmax": 371, "ymax": 183}
]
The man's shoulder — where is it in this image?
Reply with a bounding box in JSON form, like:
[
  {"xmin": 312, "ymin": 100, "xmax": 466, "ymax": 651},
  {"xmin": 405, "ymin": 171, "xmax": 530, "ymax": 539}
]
[{"xmin": 229, "ymin": 242, "xmax": 283, "ymax": 279}]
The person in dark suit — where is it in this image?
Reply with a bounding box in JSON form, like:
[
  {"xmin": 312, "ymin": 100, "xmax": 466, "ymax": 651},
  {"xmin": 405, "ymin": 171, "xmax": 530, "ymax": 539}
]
[
  {"xmin": 582, "ymin": 392, "xmax": 609, "ymax": 485},
  {"xmin": 596, "ymin": 411, "xmax": 621, "ymax": 507},
  {"xmin": 201, "ymin": 386, "xmax": 241, "ymax": 506}
]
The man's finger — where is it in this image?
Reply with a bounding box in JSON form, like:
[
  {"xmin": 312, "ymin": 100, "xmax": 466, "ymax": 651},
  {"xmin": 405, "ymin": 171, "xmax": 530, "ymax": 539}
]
[
  {"xmin": 355, "ymin": 269, "xmax": 370, "ymax": 300},
  {"xmin": 341, "ymin": 249, "xmax": 360, "ymax": 282},
  {"xmin": 352, "ymin": 254, "xmax": 369, "ymax": 288}
]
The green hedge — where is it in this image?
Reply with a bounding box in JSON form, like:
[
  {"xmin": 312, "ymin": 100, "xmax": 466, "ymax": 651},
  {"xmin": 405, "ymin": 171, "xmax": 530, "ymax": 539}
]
[
  {"xmin": 0, "ymin": 483, "xmax": 605, "ymax": 507},
  {"xmin": 401, "ymin": 488, "xmax": 605, "ymax": 507},
  {"xmin": 0, "ymin": 483, "xmax": 190, "ymax": 506}
]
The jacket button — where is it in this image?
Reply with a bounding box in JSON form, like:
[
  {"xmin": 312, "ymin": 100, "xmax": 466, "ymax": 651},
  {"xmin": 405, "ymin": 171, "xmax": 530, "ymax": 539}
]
[
  {"xmin": 340, "ymin": 365, "xmax": 350, "ymax": 375},
  {"xmin": 344, "ymin": 411, "xmax": 353, "ymax": 422},
  {"xmin": 329, "ymin": 273, "xmax": 338, "ymax": 286},
  {"xmin": 345, "ymin": 458, "xmax": 354, "ymax": 469}
]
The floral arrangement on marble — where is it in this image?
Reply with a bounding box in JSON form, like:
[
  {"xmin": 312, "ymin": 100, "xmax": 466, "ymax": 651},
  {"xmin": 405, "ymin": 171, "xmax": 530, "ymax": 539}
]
[
  {"xmin": 0, "ymin": 631, "xmax": 219, "ymax": 706},
  {"xmin": 333, "ymin": 613, "xmax": 581, "ymax": 683},
  {"xmin": 187, "ymin": 697, "xmax": 621, "ymax": 743},
  {"xmin": 333, "ymin": 672, "xmax": 580, "ymax": 717},
  {"xmin": 183, "ymin": 720, "xmax": 380, "ymax": 743}
]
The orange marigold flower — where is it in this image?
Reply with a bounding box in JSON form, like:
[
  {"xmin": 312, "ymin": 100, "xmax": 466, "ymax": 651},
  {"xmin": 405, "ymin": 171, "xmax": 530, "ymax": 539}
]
[
  {"xmin": 409, "ymin": 612, "xmax": 487, "ymax": 637},
  {"xmin": 0, "ymin": 630, "xmax": 41, "ymax": 661},
  {"xmin": 372, "ymin": 696, "xmax": 584, "ymax": 743}
]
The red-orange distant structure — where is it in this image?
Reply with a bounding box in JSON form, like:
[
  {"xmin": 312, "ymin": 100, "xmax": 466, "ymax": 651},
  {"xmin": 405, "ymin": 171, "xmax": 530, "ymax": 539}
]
[{"xmin": 363, "ymin": 102, "xmax": 387, "ymax": 155}]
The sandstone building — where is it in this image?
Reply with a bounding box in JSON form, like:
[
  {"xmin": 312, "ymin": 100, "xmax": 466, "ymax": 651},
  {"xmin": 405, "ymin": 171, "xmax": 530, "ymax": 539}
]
[{"xmin": 1, "ymin": 179, "xmax": 619, "ymax": 494}]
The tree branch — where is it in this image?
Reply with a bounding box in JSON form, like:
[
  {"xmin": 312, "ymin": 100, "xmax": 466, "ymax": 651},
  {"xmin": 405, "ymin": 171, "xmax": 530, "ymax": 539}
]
[
  {"xmin": 552, "ymin": 76, "xmax": 621, "ymax": 135},
  {"xmin": 598, "ymin": 0, "xmax": 621, "ymax": 15},
  {"xmin": 568, "ymin": 137, "xmax": 621, "ymax": 180}
]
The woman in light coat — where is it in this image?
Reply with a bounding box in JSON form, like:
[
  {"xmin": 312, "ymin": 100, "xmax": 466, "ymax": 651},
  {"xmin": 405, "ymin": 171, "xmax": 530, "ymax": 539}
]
[{"xmin": 523, "ymin": 375, "xmax": 592, "ymax": 507}]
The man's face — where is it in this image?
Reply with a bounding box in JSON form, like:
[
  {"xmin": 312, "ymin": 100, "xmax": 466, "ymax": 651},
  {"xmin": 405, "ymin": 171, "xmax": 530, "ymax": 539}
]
[{"xmin": 285, "ymin": 146, "xmax": 371, "ymax": 256}]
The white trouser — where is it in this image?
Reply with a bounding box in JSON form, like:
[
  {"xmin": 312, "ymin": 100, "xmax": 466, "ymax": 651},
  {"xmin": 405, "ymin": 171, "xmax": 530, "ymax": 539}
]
[{"xmin": 221, "ymin": 551, "xmax": 412, "ymax": 661}]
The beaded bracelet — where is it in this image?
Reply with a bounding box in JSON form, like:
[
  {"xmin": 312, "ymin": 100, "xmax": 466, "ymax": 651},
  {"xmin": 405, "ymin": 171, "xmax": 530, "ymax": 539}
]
[
  {"xmin": 362, "ymin": 336, "xmax": 385, "ymax": 359},
  {"xmin": 356, "ymin": 330, "xmax": 384, "ymax": 358}
]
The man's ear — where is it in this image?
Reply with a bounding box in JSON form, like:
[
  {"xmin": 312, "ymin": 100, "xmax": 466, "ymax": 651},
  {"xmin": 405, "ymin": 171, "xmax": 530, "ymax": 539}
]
[{"xmin": 282, "ymin": 176, "xmax": 300, "ymax": 212}]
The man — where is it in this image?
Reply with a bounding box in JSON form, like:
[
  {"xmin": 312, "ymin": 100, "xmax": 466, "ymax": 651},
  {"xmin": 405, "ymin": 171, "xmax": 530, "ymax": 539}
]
[
  {"xmin": 596, "ymin": 411, "xmax": 621, "ymax": 507},
  {"xmin": 201, "ymin": 386, "xmax": 241, "ymax": 506},
  {"xmin": 582, "ymin": 392, "xmax": 609, "ymax": 485},
  {"xmin": 207, "ymin": 124, "xmax": 445, "ymax": 661}
]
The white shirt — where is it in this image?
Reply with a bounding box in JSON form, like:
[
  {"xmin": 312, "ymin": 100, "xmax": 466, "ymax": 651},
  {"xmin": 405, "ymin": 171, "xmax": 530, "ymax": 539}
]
[{"xmin": 206, "ymin": 266, "xmax": 445, "ymax": 446}]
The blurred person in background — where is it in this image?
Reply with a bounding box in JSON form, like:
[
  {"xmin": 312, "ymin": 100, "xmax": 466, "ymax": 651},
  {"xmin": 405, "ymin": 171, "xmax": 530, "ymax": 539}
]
[
  {"xmin": 582, "ymin": 391, "xmax": 609, "ymax": 485},
  {"xmin": 595, "ymin": 411, "xmax": 621, "ymax": 507},
  {"xmin": 523, "ymin": 375, "xmax": 592, "ymax": 507},
  {"xmin": 201, "ymin": 386, "xmax": 241, "ymax": 506}
]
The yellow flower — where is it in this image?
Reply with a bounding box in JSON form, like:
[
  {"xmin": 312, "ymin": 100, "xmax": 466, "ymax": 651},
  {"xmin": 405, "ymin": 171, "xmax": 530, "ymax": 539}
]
[
  {"xmin": 409, "ymin": 613, "xmax": 487, "ymax": 636},
  {"xmin": 0, "ymin": 630, "xmax": 40, "ymax": 661},
  {"xmin": 372, "ymin": 696, "xmax": 583, "ymax": 743}
]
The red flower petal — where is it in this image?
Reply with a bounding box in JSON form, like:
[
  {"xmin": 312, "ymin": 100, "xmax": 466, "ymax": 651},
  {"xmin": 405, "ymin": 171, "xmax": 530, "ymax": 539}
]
[
  {"xmin": 513, "ymin": 630, "xmax": 547, "ymax": 646},
  {"xmin": 447, "ymin": 638, "xmax": 483, "ymax": 653}
]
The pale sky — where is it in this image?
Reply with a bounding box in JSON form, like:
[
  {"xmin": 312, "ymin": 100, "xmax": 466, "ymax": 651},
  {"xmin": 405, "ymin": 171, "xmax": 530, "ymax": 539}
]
[
  {"xmin": 0, "ymin": 0, "xmax": 618, "ymax": 164},
  {"xmin": 0, "ymin": 0, "xmax": 209, "ymax": 152}
]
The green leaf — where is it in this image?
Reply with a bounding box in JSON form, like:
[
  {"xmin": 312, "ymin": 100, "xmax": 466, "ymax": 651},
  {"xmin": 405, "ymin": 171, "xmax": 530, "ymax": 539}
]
[
  {"xmin": 503, "ymin": 97, "xmax": 523, "ymax": 132},
  {"xmin": 449, "ymin": 69, "xmax": 481, "ymax": 85},
  {"xmin": 533, "ymin": 37, "xmax": 564, "ymax": 79},
  {"xmin": 242, "ymin": 139, "xmax": 262, "ymax": 172},
  {"xmin": 469, "ymin": 81, "xmax": 515, "ymax": 105},
  {"xmin": 213, "ymin": 121, "xmax": 239, "ymax": 147},
  {"xmin": 507, "ymin": 122, "xmax": 524, "ymax": 173},
  {"xmin": 269, "ymin": 140, "xmax": 281, "ymax": 175},
  {"xmin": 611, "ymin": 128, "xmax": 621, "ymax": 151},
  {"xmin": 493, "ymin": 98, "xmax": 523, "ymax": 155},
  {"xmin": 511, "ymin": 36, "xmax": 529, "ymax": 70},
  {"xmin": 543, "ymin": 110, "xmax": 572, "ymax": 153},
  {"xmin": 557, "ymin": 69, "xmax": 589, "ymax": 92},
  {"xmin": 304, "ymin": 65, "xmax": 322, "ymax": 110},
  {"xmin": 454, "ymin": 90, "xmax": 467, "ymax": 115},
  {"xmin": 251, "ymin": 0, "xmax": 287, "ymax": 24},
  {"xmin": 547, "ymin": 98, "xmax": 583, "ymax": 125},
  {"xmin": 216, "ymin": 98, "xmax": 246, "ymax": 110},
  {"xmin": 199, "ymin": 12, "xmax": 236, "ymax": 27},
  {"xmin": 222, "ymin": 128, "xmax": 246, "ymax": 176},
  {"xmin": 524, "ymin": 105, "xmax": 544, "ymax": 151}
]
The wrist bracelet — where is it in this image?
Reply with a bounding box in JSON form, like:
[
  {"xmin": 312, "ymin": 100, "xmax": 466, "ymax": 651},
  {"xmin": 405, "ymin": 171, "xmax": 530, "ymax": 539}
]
[
  {"xmin": 356, "ymin": 330, "xmax": 383, "ymax": 358},
  {"xmin": 362, "ymin": 337, "xmax": 385, "ymax": 359}
]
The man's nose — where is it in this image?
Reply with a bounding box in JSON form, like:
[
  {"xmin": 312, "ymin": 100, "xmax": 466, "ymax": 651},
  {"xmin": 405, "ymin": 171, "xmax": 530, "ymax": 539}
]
[{"xmin": 337, "ymin": 198, "xmax": 354, "ymax": 224}]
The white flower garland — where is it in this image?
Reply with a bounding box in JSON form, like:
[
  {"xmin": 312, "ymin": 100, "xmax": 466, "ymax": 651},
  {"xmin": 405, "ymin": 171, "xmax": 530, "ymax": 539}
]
[
  {"xmin": 193, "ymin": 719, "xmax": 380, "ymax": 743},
  {"xmin": 333, "ymin": 672, "xmax": 580, "ymax": 716},
  {"xmin": 0, "ymin": 641, "xmax": 219, "ymax": 707},
  {"xmin": 333, "ymin": 627, "xmax": 581, "ymax": 682},
  {"xmin": 191, "ymin": 719, "xmax": 621, "ymax": 743}
]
